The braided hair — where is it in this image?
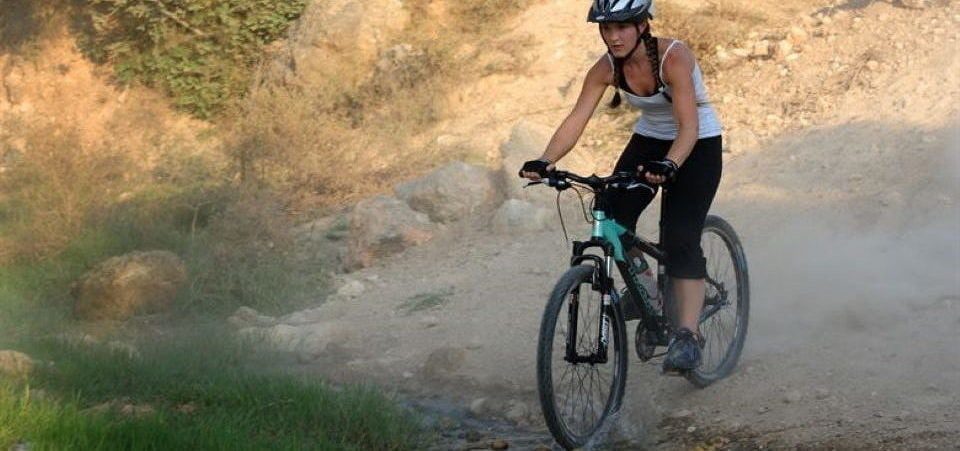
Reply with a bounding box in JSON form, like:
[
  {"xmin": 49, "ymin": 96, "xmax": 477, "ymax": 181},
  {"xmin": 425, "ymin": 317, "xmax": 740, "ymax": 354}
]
[{"xmin": 608, "ymin": 23, "xmax": 662, "ymax": 108}]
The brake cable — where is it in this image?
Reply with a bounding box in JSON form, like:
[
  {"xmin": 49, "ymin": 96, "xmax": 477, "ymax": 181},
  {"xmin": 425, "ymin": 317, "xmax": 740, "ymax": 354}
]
[{"xmin": 555, "ymin": 182, "xmax": 595, "ymax": 245}]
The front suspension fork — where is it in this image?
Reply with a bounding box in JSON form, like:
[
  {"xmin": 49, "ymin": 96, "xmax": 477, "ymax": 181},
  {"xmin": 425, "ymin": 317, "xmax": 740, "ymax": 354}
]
[{"xmin": 564, "ymin": 257, "xmax": 615, "ymax": 365}]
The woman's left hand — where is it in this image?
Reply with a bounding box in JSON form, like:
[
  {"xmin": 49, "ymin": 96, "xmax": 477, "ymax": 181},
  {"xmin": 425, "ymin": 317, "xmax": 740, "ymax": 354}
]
[{"xmin": 638, "ymin": 159, "xmax": 679, "ymax": 184}]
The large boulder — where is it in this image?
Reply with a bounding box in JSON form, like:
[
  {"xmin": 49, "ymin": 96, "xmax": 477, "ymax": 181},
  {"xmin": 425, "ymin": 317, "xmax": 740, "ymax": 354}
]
[
  {"xmin": 491, "ymin": 199, "xmax": 554, "ymax": 233},
  {"xmin": 395, "ymin": 161, "xmax": 501, "ymax": 223},
  {"xmin": 344, "ymin": 196, "xmax": 438, "ymax": 269},
  {"xmin": 72, "ymin": 251, "xmax": 187, "ymax": 320},
  {"xmin": 421, "ymin": 347, "xmax": 467, "ymax": 380},
  {"xmin": 0, "ymin": 350, "xmax": 33, "ymax": 379},
  {"xmin": 275, "ymin": 0, "xmax": 409, "ymax": 89}
]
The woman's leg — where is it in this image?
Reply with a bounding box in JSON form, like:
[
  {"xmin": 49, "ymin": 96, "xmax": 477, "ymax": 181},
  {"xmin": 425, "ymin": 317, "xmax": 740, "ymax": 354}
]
[
  {"xmin": 609, "ymin": 134, "xmax": 663, "ymax": 230},
  {"xmin": 673, "ymin": 278, "xmax": 706, "ymax": 332},
  {"xmin": 661, "ymin": 136, "xmax": 723, "ymax": 370}
]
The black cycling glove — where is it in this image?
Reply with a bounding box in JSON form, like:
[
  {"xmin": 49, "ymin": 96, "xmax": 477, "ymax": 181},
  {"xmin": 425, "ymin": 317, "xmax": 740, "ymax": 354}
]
[
  {"xmin": 642, "ymin": 159, "xmax": 679, "ymax": 181},
  {"xmin": 518, "ymin": 159, "xmax": 551, "ymax": 178}
]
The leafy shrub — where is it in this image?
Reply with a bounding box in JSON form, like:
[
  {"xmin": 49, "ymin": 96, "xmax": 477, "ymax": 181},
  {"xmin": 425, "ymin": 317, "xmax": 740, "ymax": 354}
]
[{"xmin": 80, "ymin": 0, "xmax": 306, "ymax": 117}]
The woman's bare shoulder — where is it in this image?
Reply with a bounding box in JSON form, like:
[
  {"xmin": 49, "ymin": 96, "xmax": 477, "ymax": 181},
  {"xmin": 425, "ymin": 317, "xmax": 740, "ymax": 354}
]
[
  {"xmin": 659, "ymin": 38, "xmax": 695, "ymax": 67},
  {"xmin": 587, "ymin": 53, "xmax": 616, "ymax": 86}
]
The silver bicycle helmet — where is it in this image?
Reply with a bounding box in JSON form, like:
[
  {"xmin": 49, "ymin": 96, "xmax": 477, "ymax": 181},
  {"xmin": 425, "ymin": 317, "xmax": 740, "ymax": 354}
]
[{"xmin": 587, "ymin": 0, "xmax": 656, "ymax": 23}]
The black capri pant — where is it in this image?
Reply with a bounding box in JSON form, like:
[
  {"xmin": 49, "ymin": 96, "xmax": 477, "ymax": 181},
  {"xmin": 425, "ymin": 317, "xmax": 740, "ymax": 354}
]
[{"xmin": 608, "ymin": 134, "xmax": 722, "ymax": 279}]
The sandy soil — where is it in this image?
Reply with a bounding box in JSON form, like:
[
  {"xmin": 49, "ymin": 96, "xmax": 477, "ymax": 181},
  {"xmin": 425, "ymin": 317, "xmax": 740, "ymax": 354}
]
[{"xmin": 244, "ymin": 1, "xmax": 960, "ymax": 449}]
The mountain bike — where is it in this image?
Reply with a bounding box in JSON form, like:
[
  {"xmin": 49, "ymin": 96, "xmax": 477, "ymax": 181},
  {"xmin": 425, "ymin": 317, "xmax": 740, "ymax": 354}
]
[{"xmin": 529, "ymin": 170, "xmax": 749, "ymax": 449}]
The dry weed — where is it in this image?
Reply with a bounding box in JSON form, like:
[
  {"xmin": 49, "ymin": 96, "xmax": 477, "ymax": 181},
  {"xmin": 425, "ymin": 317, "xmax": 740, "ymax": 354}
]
[{"xmin": 0, "ymin": 121, "xmax": 131, "ymax": 260}]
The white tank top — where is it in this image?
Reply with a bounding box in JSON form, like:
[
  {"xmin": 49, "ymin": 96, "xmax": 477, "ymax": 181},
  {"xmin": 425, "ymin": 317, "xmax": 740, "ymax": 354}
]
[{"xmin": 607, "ymin": 40, "xmax": 723, "ymax": 140}]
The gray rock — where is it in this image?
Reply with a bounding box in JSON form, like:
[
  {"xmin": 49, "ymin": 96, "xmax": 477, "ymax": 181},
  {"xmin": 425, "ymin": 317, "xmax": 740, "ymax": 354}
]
[
  {"xmin": 238, "ymin": 324, "xmax": 303, "ymax": 352},
  {"xmin": 228, "ymin": 306, "xmax": 278, "ymax": 328},
  {"xmin": 469, "ymin": 398, "xmax": 489, "ymax": 416},
  {"xmin": 422, "ymin": 347, "xmax": 466, "ymax": 380},
  {"xmin": 336, "ymin": 279, "xmax": 366, "ymax": 298},
  {"xmin": 504, "ymin": 400, "xmax": 529, "ymax": 423},
  {"xmin": 395, "ymin": 162, "xmax": 501, "ymax": 223},
  {"xmin": 280, "ymin": 306, "xmax": 325, "ymax": 326},
  {"xmin": 490, "ymin": 199, "xmax": 553, "ymax": 233},
  {"xmin": 343, "ymin": 195, "xmax": 438, "ymax": 269},
  {"xmin": 293, "ymin": 323, "xmax": 338, "ymax": 357},
  {"xmin": 71, "ymin": 251, "xmax": 187, "ymax": 320},
  {"xmin": 293, "ymin": 214, "xmax": 347, "ymax": 244},
  {"xmin": 784, "ymin": 390, "xmax": 803, "ymax": 404},
  {"xmin": 499, "ymin": 120, "xmax": 597, "ymax": 203}
]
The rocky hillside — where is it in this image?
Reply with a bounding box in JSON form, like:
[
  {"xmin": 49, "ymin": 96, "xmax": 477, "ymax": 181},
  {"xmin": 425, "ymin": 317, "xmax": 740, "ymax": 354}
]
[
  {"xmin": 2, "ymin": 0, "xmax": 958, "ymax": 448},
  {"xmin": 231, "ymin": 0, "xmax": 960, "ymax": 449}
]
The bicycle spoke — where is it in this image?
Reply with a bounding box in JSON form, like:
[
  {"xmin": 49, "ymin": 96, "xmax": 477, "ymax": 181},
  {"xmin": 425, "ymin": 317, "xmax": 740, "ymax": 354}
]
[
  {"xmin": 562, "ymin": 290, "xmax": 613, "ymax": 435},
  {"xmin": 695, "ymin": 225, "xmax": 745, "ymax": 377}
]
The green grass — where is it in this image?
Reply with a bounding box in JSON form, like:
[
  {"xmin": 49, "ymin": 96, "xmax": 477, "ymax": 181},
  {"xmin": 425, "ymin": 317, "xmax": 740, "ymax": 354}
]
[
  {"xmin": 397, "ymin": 288, "xmax": 453, "ymax": 315},
  {"xmin": 323, "ymin": 217, "xmax": 349, "ymax": 242},
  {"xmin": 0, "ymin": 177, "xmax": 412, "ymax": 449},
  {"xmin": 0, "ymin": 328, "xmax": 426, "ymax": 450}
]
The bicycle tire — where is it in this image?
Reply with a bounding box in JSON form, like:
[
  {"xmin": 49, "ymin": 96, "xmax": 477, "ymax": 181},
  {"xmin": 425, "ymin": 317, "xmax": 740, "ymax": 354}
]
[
  {"xmin": 685, "ymin": 215, "xmax": 750, "ymax": 387},
  {"xmin": 537, "ymin": 265, "xmax": 628, "ymax": 449}
]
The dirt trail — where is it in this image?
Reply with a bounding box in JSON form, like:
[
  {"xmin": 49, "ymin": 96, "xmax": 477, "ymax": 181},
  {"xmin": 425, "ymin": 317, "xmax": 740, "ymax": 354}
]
[{"xmin": 263, "ymin": 1, "xmax": 959, "ymax": 449}]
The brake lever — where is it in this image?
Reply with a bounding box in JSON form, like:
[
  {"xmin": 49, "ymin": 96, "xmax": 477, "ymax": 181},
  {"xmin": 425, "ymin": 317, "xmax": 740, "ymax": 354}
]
[
  {"xmin": 625, "ymin": 181, "xmax": 656, "ymax": 194},
  {"xmin": 524, "ymin": 181, "xmax": 544, "ymax": 188}
]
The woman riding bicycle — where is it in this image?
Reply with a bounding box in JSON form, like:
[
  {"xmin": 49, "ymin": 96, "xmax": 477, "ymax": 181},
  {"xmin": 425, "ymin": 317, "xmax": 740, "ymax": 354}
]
[{"xmin": 519, "ymin": 0, "xmax": 723, "ymax": 374}]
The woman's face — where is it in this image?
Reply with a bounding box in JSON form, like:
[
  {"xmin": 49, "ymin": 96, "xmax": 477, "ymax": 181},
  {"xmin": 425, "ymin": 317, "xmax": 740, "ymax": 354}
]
[{"xmin": 600, "ymin": 21, "xmax": 644, "ymax": 58}]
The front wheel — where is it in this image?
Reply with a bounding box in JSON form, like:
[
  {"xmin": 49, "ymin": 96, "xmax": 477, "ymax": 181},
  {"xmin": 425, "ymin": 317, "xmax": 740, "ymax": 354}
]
[
  {"xmin": 685, "ymin": 215, "xmax": 750, "ymax": 387},
  {"xmin": 537, "ymin": 265, "xmax": 628, "ymax": 449}
]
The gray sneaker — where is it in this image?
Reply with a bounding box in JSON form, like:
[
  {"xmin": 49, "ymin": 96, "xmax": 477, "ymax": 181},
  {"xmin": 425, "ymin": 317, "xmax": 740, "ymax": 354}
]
[{"xmin": 662, "ymin": 328, "xmax": 705, "ymax": 374}]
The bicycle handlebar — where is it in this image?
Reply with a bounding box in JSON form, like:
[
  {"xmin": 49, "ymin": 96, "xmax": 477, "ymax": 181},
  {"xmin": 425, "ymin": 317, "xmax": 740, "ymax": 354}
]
[{"xmin": 525, "ymin": 170, "xmax": 655, "ymax": 194}]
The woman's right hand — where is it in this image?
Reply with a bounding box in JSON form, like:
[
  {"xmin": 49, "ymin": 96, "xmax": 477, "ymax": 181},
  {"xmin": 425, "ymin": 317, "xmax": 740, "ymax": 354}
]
[{"xmin": 519, "ymin": 159, "xmax": 556, "ymax": 181}]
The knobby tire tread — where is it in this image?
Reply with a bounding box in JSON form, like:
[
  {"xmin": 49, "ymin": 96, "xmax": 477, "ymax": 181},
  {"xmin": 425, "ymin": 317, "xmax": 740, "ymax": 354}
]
[
  {"xmin": 684, "ymin": 215, "xmax": 751, "ymax": 388},
  {"xmin": 537, "ymin": 265, "xmax": 628, "ymax": 449}
]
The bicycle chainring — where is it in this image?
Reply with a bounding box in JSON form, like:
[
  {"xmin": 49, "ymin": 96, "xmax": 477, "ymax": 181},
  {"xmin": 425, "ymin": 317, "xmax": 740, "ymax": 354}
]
[{"xmin": 634, "ymin": 322, "xmax": 657, "ymax": 361}]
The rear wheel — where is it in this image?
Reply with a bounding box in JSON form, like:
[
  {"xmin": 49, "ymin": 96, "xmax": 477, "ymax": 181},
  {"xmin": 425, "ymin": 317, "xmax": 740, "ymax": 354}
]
[
  {"xmin": 685, "ymin": 215, "xmax": 750, "ymax": 387},
  {"xmin": 537, "ymin": 265, "xmax": 628, "ymax": 449}
]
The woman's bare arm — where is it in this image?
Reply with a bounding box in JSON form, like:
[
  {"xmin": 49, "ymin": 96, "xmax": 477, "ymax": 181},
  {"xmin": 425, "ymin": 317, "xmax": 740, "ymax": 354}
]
[
  {"xmin": 538, "ymin": 57, "xmax": 611, "ymax": 164},
  {"xmin": 661, "ymin": 42, "xmax": 699, "ymax": 167}
]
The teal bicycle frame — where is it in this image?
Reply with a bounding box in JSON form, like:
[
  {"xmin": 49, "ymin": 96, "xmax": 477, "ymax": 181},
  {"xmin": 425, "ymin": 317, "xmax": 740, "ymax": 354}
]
[{"xmin": 569, "ymin": 206, "xmax": 672, "ymax": 359}]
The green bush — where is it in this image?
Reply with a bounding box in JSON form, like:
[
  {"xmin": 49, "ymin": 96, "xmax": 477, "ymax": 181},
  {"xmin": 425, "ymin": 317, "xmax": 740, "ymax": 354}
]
[{"xmin": 80, "ymin": 0, "xmax": 306, "ymax": 117}]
